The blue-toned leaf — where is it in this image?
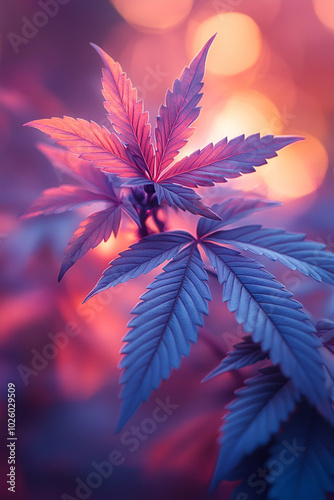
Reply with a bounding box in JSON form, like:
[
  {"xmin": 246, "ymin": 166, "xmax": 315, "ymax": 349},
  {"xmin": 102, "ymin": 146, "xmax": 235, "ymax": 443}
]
[
  {"xmin": 320, "ymin": 343, "xmax": 334, "ymax": 404},
  {"xmin": 267, "ymin": 403, "xmax": 334, "ymax": 500},
  {"xmin": 317, "ymin": 319, "xmax": 334, "ymax": 349},
  {"xmin": 23, "ymin": 185, "xmax": 111, "ymax": 218},
  {"xmin": 197, "ymin": 197, "xmax": 279, "ymax": 239},
  {"xmin": 317, "ymin": 320, "xmax": 334, "ymax": 405},
  {"xmin": 154, "ymin": 182, "xmax": 220, "ymax": 219},
  {"xmin": 120, "ymin": 198, "xmax": 141, "ymax": 227},
  {"xmin": 84, "ymin": 231, "xmax": 193, "ymax": 301},
  {"xmin": 202, "ymin": 242, "xmax": 327, "ymax": 406},
  {"xmin": 204, "ymin": 336, "xmax": 267, "ymax": 381},
  {"xmin": 59, "ymin": 204, "xmax": 122, "ymax": 280},
  {"xmin": 211, "ymin": 367, "xmax": 299, "ymax": 489},
  {"xmin": 117, "ymin": 243, "xmax": 211, "ymax": 431},
  {"xmin": 159, "ymin": 134, "xmax": 302, "ymax": 186},
  {"xmin": 154, "ymin": 35, "xmax": 215, "ymax": 177},
  {"xmin": 229, "ymin": 448, "xmax": 269, "ymax": 500},
  {"xmin": 211, "ymin": 225, "xmax": 334, "ymax": 285}
]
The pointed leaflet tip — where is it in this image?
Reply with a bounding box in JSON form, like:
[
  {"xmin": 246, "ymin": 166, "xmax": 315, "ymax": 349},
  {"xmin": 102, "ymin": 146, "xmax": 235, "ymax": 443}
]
[
  {"xmin": 23, "ymin": 120, "xmax": 40, "ymax": 128},
  {"xmin": 188, "ymin": 34, "xmax": 216, "ymax": 67},
  {"xmin": 201, "ymin": 33, "xmax": 216, "ymax": 53},
  {"xmin": 58, "ymin": 266, "xmax": 65, "ymax": 282},
  {"xmin": 90, "ymin": 42, "xmax": 154, "ymax": 178},
  {"xmin": 154, "ymin": 35, "xmax": 217, "ymax": 177},
  {"xmin": 90, "ymin": 42, "xmax": 109, "ymax": 61}
]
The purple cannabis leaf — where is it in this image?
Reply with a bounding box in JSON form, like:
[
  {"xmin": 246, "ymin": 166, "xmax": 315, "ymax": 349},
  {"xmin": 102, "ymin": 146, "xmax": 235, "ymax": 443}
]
[
  {"xmin": 117, "ymin": 243, "xmax": 210, "ymax": 430},
  {"xmin": 211, "ymin": 367, "xmax": 299, "ymax": 489},
  {"xmin": 201, "ymin": 242, "xmax": 326, "ymax": 408},
  {"xmin": 24, "ymin": 35, "xmax": 334, "ymax": 497},
  {"xmin": 25, "ymin": 36, "xmax": 301, "ymax": 221},
  {"xmin": 84, "ymin": 231, "xmax": 193, "ymax": 301},
  {"xmin": 23, "ymin": 144, "xmax": 139, "ymax": 279},
  {"xmin": 210, "ymin": 225, "xmax": 334, "ymax": 284},
  {"xmin": 267, "ymin": 403, "xmax": 334, "ymax": 500},
  {"xmin": 91, "ymin": 43, "xmax": 154, "ymax": 176},
  {"xmin": 85, "ymin": 199, "xmax": 334, "ymax": 430},
  {"xmin": 154, "ymin": 35, "xmax": 215, "ymax": 176},
  {"xmin": 157, "ymin": 134, "xmax": 300, "ymax": 186},
  {"xmin": 58, "ymin": 205, "xmax": 122, "ymax": 281},
  {"xmin": 203, "ymin": 336, "xmax": 267, "ymax": 381}
]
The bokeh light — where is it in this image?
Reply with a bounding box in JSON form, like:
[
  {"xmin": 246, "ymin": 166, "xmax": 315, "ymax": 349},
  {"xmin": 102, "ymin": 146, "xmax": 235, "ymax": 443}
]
[
  {"xmin": 110, "ymin": 0, "xmax": 194, "ymax": 32},
  {"xmin": 191, "ymin": 13, "xmax": 262, "ymax": 75},
  {"xmin": 208, "ymin": 91, "xmax": 282, "ymax": 143},
  {"xmin": 2, "ymin": 1, "xmax": 334, "ymax": 498},
  {"xmin": 313, "ymin": 0, "xmax": 334, "ymax": 31},
  {"xmin": 259, "ymin": 134, "xmax": 328, "ymax": 200}
]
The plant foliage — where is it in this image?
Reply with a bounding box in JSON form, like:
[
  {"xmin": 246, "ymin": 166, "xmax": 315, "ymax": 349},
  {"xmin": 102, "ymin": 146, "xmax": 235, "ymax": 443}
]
[{"xmin": 25, "ymin": 36, "xmax": 334, "ymax": 497}]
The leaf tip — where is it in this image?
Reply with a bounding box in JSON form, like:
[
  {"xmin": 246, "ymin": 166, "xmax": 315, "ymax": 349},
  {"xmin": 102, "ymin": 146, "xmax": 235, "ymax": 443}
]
[
  {"xmin": 201, "ymin": 373, "xmax": 213, "ymax": 383},
  {"xmin": 209, "ymin": 474, "xmax": 220, "ymax": 493},
  {"xmin": 82, "ymin": 289, "xmax": 95, "ymax": 304},
  {"xmin": 90, "ymin": 42, "xmax": 100, "ymax": 51},
  {"xmin": 58, "ymin": 266, "xmax": 66, "ymax": 282},
  {"xmin": 289, "ymin": 135, "xmax": 305, "ymax": 143},
  {"xmin": 208, "ymin": 33, "xmax": 217, "ymax": 45}
]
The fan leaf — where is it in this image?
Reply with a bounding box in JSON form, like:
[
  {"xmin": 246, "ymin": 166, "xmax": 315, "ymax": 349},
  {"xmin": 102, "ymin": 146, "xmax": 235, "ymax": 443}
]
[
  {"xmin": 204, "ymin": 336, "xmax": 267, "ymax": 381},
  {"xmin": 23, "ymin": 185, "xmax": 111, "ymax": 218},
  {"xmin": 154, "ymin": 182, "xmax": 220, "ymax": 220},
  {"xmin": 154, "ymin": 35, "xmax": 215, "ymax": 177},
  {"xmin": 25, "ymin": 117, "xmax": 144, "ymax": 178},
  {"xmin": 267, "ymin": 403, "xmax": 334, "ymax": 500},
  {"xmin": 202, "ymin": 242, "xmax": 327, "ymax": 406},
  {"xmin": 211, "ymin": 225, "xmax": 334, "ymax": 285},
  {"xmin": 59, "ymin": 204, "xmax": 122, "ymax": 280},
  {"xmin": 197, "ymin": 197, "xmax": 279, "ymax": 239},
  {"xmin": 159, "ymin": 134, "xmax": 302, "ymax": 186},
  {"xmin": 92, "ymin": 44, "xmax": 154, "ymax": 176},
  {"xmin": 211, "ymin": 367, "xmax": 299, "ymax": 489},
  {"xmin": 84, "ymin": 231, "xmax": 193, "ymax": 301},
  {"xmin": 117, "ymin": 243, "xmax": 211, "ymax": 430}
]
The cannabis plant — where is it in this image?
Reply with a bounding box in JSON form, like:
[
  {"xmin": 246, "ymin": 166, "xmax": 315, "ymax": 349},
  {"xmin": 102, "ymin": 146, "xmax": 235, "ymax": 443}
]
[{"xmin": 24, "ymin": 35, "xmax": 334, "ymax": 499}]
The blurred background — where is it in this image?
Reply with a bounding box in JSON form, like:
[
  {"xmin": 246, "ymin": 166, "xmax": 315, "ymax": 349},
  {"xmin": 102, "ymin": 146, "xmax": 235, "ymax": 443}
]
[{"xmin": 1, "ymin": 0, "xmax": 334, "ymax": 498}]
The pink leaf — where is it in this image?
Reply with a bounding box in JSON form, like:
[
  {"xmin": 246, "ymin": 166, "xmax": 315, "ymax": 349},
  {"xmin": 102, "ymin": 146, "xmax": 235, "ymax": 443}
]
[
  {"xmin": 92, "ymin": 44, "xmax": 154, "ymax": 177},
  {"xmin": 25, "ymin": 117, "xmax": 146, "ymax": 178},
  {"xmin": 22, "ymin": 185, "xmax": 112, "ymax": 218},
  {"xmin": 159, "ymin": 134, "xmax": 303, "ymax": 186},
  {"xmin": 154, "ymin": 35, "xmax": 216, "ymax": 178},
  {"xmin": 37, "ymin": 143, "xmax": 118, "ymax": 195}
]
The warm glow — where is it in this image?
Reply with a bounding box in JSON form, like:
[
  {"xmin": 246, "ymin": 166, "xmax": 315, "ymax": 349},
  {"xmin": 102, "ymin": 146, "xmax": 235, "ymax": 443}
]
[
  {"xmin": 110, "ymin": 0, "xmax": 193, "ymax": 31},
  {"xmin": 259, "ymin": 134, "xmax": 328, "ymax": 200},
  {"xmin": 95, "ymin": 235, "xmax": 117, "ymax": 258},
  {"xmin": 192, "ymin": 13, "xmax": 262, "ymax": 75},
  {"xmin": 95, "ymin": 228, "xmax": 135, "ymax": 259},
  {"xmin": 313, "ymin": 0, "xmax": 334, "ymax": 31},
  {"xmin": 209, "ymin": 91, "xmax": 282, "ymax": 144}
]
